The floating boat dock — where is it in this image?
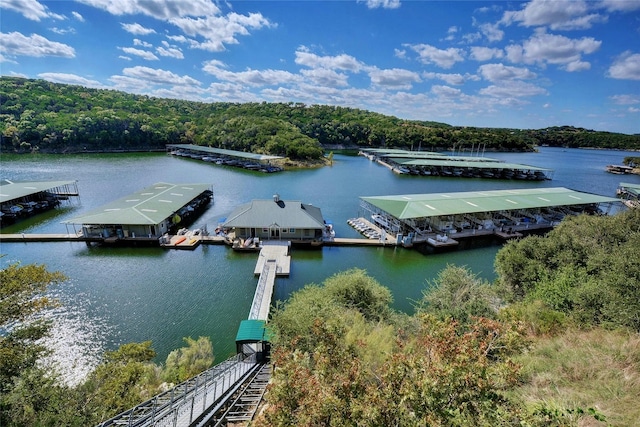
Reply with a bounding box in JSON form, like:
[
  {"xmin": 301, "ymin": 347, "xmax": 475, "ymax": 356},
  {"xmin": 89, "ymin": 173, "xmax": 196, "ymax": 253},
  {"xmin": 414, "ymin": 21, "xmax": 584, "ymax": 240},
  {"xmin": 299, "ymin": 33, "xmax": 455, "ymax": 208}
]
[
  {"xmin": 360, "ymin": 148, "xmax": 554, "ymax": 180},
  {"xmin": 167, "ymin": 144, "xmax": 284, "ymax": 173},
  {"xmin": 1, "ymin": 180, "xmax": 80, "ymax": 226},
  {"xmin": 356, "ymin": 187, "xmax": 619, "ymax": 248}
]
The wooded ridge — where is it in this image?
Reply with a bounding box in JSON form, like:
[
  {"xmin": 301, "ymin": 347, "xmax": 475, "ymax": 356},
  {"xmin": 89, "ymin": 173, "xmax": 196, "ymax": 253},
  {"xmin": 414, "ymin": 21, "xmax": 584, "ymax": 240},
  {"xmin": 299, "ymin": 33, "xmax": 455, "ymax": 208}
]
[{"xmin": 2, "ymin": 77, "xmax": 638, "ymax": 159}]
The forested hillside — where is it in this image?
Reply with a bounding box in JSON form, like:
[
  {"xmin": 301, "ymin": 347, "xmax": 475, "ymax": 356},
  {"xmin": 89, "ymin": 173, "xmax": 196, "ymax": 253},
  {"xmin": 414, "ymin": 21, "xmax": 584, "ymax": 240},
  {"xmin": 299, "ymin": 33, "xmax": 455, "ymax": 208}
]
[{"xmin": 1, "ymin": 77, "xmax": 638, "ymax": 158}]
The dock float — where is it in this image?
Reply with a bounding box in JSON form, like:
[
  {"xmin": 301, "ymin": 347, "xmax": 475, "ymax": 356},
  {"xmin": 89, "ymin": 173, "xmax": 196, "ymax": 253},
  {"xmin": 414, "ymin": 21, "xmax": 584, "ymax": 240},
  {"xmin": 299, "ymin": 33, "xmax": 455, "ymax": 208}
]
[{"xmin": 253, "ymin": 241, "xmax": 290, "ymax": 276}]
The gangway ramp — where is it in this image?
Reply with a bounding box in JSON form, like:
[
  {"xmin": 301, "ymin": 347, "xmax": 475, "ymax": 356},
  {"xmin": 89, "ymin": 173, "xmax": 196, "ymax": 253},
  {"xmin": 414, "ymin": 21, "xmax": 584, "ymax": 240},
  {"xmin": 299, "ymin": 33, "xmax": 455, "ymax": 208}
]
[{"xmin": 250, "ymin": 241, "xmax": 290, "ymax": 321}]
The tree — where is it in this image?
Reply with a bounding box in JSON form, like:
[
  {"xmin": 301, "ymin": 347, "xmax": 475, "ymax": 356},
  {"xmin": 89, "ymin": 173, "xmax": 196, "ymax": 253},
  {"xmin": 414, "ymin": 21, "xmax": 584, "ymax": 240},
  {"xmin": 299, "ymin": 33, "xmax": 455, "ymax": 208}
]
[
  {"xmin": 417, "ymin": 264, "xmax": 497, "ymax": 325},
  {"xmin": 162, "ymin": 336, "xmax": 214, "ymax": 384},
  {"xmin": 0, "ymin": 263, "xmax": 65, "ymax": 390}
]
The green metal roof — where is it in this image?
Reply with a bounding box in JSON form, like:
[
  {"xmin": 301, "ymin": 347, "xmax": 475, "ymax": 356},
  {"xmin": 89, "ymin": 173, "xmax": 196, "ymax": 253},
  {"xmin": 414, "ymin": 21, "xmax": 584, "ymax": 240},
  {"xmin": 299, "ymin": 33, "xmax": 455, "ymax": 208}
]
[
  {"xmin": 395, "ymin": 158, "xmax": 552, "ymax": 171},
  {"xmin": 62, "ymin": 182, "xmax": 211, "ymax": 225},
  {"xmin": 167, "ymin": 144, "xmax": 283, "ymax": 161},
  {"xmin": 619, "ymin": 182, "xmax": 640, "ymax": 196},
  {"xmin": 361, "ymin": 187, "xmax": 619, "ymax": 219},
  {"xmin": 361, "ymin": 148, "xmax": 445, "ymax": 157},
  {"xmin": 235, "ymin": 319, "xmax": 270, "ymax": 343},
  {"xmin": 223, "ymin": 198, "xmax": 325, "ymax": 229},
  {"xmin": 0, "ymin": 180, "xmax": 77, "ymax": 204}
]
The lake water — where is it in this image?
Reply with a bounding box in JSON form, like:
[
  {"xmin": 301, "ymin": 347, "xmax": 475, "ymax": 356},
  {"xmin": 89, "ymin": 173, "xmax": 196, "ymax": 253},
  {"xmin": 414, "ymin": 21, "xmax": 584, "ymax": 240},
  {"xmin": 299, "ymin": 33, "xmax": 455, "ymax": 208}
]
[{"xmin": 1, "ymin": 147, "xmax": 638, "ymax": 384}]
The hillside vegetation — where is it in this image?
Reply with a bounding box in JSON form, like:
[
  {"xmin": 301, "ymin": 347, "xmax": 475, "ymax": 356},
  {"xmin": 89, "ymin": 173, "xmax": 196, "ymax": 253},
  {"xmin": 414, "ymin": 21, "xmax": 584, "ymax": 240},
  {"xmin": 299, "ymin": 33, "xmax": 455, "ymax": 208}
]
[{"xmin": 2, "ymin": 77, "xmax": 638, "ymax": 159}]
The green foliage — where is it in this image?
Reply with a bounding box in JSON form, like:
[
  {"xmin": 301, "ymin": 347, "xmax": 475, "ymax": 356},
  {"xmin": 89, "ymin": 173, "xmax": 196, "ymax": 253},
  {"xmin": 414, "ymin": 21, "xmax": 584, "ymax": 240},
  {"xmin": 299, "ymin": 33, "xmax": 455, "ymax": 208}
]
[
  {"xmin": 495, "ymin": 209, "xmax": 640, "ymax": 331},
  {"xmin": 499, "ymin": 300, "xmax": 567, "ymax": 337},
  {"xmin": 0, "ymin": 263, "xmax": 65, "ymax": 390},
  {"xmin": 260, "ymin": 269, "xmax": 535, "ymax": 426},
  {"xmin": 322, "ymin": 268, "xmax": 393, "ymax": 322},
  {"xmin": 417, "ymin": 264, "xmax": 497, "ymax": 325},
  {"xmin": 162, "ymin": 336, "xmax": 214, "ymax": 384}
]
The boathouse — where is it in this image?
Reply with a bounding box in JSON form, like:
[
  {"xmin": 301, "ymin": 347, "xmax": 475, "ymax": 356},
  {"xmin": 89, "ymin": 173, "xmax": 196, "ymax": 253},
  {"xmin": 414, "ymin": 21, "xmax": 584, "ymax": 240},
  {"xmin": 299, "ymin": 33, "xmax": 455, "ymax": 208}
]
[
  {"xmin": 62, "ymin": 182, "xmax": 212, "ymax": 241},
  {"xmin": 0, "ymin": 180, "xmax": 79, "ymax": 226},
  {"xmin": 358, "ymin": 187, "xmax": 619, "ymax": 246},
  {"xmin": 223, "ymin": 195, "xmax": 326, "ymax": 244}
]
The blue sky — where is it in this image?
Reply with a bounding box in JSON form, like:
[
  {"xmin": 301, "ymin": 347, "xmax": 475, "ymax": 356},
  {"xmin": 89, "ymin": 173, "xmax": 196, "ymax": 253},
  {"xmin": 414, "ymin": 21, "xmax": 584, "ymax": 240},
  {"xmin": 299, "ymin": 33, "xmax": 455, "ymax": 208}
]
[{"xmin": 1, "ymin": 0, "xmax": 639, "ymax": 134}]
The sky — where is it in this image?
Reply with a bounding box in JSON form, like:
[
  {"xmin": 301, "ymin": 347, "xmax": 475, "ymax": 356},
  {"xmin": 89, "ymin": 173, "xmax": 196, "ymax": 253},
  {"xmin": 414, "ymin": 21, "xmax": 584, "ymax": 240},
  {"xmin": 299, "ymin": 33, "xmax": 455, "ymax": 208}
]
[{"xmin": 1, "ymin": 0, "xmax": 639, "ymax": 134}]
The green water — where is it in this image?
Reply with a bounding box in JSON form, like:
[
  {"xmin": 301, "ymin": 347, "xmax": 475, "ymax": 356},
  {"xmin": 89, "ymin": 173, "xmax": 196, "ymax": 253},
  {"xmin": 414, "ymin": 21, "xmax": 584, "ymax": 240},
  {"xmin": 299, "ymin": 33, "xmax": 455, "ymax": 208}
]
[{"xmin": 1, "ymin": 148, "xmax": 638, "ymax": 384}]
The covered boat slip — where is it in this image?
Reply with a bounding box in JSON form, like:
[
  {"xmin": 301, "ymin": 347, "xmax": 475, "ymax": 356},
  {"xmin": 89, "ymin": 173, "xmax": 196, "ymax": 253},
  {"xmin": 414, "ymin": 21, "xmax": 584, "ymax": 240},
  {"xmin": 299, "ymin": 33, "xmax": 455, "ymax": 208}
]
[
  {"xmin": 166, "ymin": 143, "xmax": 284, "ymax": 172},
  {"xmin": 359, "ymin": 148, "xmax": 553, "ymax": 180},
  {"xmin": 359, "ymin": 187, "xmax": 619, "ymax": 247},
  {"xmin": 617, "ymin": 182, "xmax": 640, "ymax": 208},
  {"xmin": 0, "ymin": 180, "xmax": 79, "ymax": 225},
  {"xmin": 62, "ymin": 182, "xmax": 212, "ymax": 242}
]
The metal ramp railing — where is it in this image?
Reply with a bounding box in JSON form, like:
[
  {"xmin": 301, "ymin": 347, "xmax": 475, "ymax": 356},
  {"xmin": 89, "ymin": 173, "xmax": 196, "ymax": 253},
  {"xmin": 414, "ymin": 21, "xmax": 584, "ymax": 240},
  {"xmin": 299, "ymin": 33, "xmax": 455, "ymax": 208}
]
[
  {"xmin": 203, "ymin": 362, "xmax": 272, "ymax": 427},
  {"xmin": 96, "ymin": 354, "xmax": 257, "ymax": 427}
]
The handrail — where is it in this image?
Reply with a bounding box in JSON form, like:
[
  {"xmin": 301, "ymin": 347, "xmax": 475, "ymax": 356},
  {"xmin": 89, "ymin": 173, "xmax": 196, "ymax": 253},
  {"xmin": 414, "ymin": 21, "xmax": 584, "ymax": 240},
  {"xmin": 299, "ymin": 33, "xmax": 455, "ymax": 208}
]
[
  {"xmin": 96, "ymin": 353, "xmax": 257, "ymax": 427},
  {"xmin": 248, "ymin": 261, "xmax": 272, "ymax": 320}
]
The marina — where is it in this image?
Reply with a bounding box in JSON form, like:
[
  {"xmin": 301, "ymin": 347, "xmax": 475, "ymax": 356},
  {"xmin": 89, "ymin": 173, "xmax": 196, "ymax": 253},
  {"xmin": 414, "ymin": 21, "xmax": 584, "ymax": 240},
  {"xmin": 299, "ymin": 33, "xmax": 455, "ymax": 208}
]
[{"xmin": 1, "ymin": 147, "xmax": 637, "ymax": 381}]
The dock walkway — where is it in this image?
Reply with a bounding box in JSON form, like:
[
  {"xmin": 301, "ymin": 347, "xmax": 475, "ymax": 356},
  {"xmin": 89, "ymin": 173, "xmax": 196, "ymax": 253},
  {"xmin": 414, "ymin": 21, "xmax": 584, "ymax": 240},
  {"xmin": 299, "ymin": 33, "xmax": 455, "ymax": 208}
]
[{"xmin": 250, "ymin": 241, "xmax": 290, "ymax": 321}]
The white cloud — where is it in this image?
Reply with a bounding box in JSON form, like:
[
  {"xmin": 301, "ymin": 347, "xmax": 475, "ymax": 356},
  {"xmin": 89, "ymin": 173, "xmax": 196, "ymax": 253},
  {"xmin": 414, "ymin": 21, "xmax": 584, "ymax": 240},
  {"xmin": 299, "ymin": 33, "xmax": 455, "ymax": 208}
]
[
  {"xmin": 76, "ymin": 0, "xmax": 221, "ymax": 19},
  {"xmin": 0, "ymin": 31, "xmax": 75, "ymax": 58},
  {"xmin": 133, "ymin": 39, "xmax": 153, "ymax": 48},
  {"xmin": 501, "ymin": 0, "xmax": 605, "ymax": 31},
  {"xmin": 404, "ymin": 43, "xmax": 465, "ymax": 69},
  {"xmin": 156, "ymin": 41, "xmax": 184, "ymax": 59},
  {"xmin": 480, "ymin": 80, "xmax": 547, "ymax": 97},
  {"xmin": 600, "ymin": 0, "xmax": 640, "ymax": 12},
  {"xmin": 423, "ymin": 72, "xmax": 472, "ymax": 86},
  {"xmin": 478, "ymin": 63, "xmax": 537, "ymax": 82},
  {"xmin": 169, "ymin": 12, "xmax": 273, "ymax": 52},
  {"xmin": 506, "ymin": 31, "xmax": 601, "ymax": 71},
  {"xmin": 607, "ymin": 51, "xmax": 640, "ymax": 80},
  {"xmin": 72, "ymin": 11, "xmax": 85, "ymax": 22},
  {"xmin": 121, "ymin": 23, "xmax": 157, "ymax": 36},
  {"xmin": 368, "ymin": 68, "xmax": 421, "ymax": 89},
  {"xmin": 202, "ymin": 60, "xmax": 300, "ymax": 87},
  {"xmin": 50, "ymin": 27, "xmax": 76, "ymax": 35},
  {"xmin": 431, "ymin": 85, "xmax": 463, "ymax": 99},
  {"xmin": 299, "ymin": 68, "xmax": 349, "ymax": 88},
  {"xmin": 478, "ymin": 22, "xmax": 504, "ymax": 42},
  {"xmin": 470, "ymin": 46, "xmax": 504, "ymax": 61},
  {"xmin": 610, "ymin": 94, "xmax": 640, "ymax": 105},
  {"xmin": 38, "ymin": 73, "xmax": 104, "ymax": 88},
  {"xmin": 119, "ymin": 47, "xmax": 158, "ymax": 61},
  {"xmin": 0, "ymin": 0, "xmax": 64, "ymax": 21},
  {"xmin": 360, "ymin": 0, "xmax": 401, "ymax": 10},
  {"xmin": 121, "ymin": 66, "xmax": 201, "ymax": 86},
  {"xmin": 295, "ymin": 48, "xmax": 364, "ymax": 72}
]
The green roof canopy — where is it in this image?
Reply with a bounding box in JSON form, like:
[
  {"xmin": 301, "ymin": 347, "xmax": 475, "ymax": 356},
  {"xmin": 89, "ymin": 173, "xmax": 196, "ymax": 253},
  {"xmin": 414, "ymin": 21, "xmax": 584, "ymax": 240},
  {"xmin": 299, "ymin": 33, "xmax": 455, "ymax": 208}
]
[
  {"xmin": 62, "ymin": 182, "xmax": 211, "ymax": 225},
  {"xmin": 167, "ymin": 144, "xmax": 283, "ymax": 161},
  {"xmin": 361, "ymin": 187, "xmax": 619, "ymax": 219},
  {"xmin": 395, "ymin": 158, "xmax": 552, "ymax": 171},
  {"xmin": 235, "ymin": 319, "xmax": 270, "ymax": 343},
  {"xmin": 0, "ymin": 180, "xmax": 77, "ymax": 204},
  {"xmin": 619, "ymin": 182, "xmax": 640, "ymax": 197}
]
